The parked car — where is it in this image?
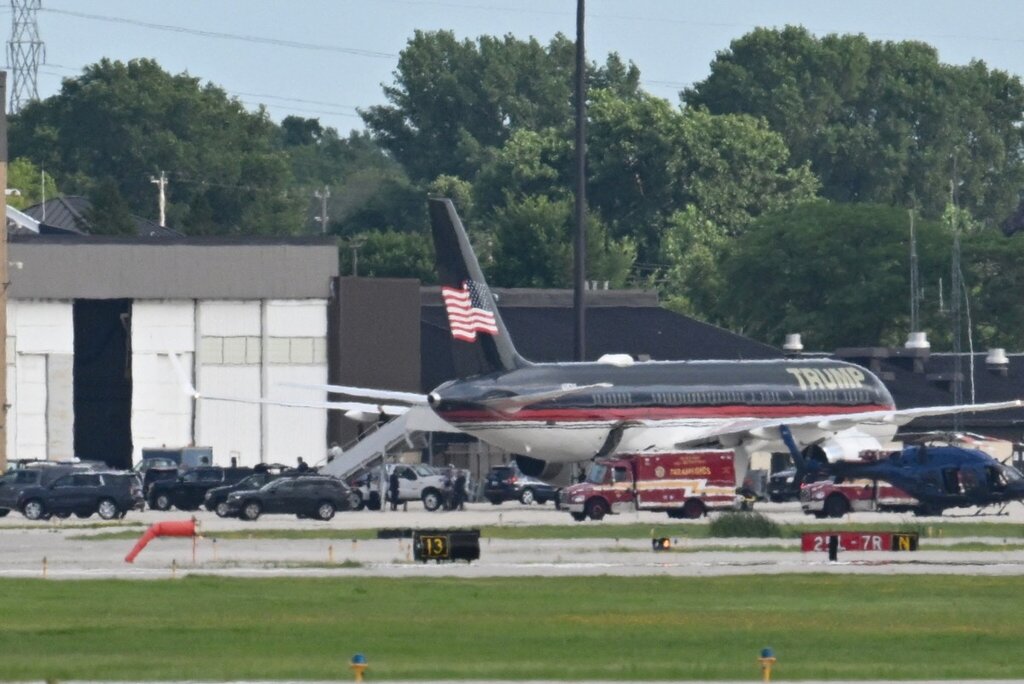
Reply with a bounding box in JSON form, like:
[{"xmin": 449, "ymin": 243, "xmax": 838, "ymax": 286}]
[
  {"xmin": 223, "ymin": 475, "xmax": 357, "ymax": 521},
  {"xmin": 17, "ymin": 471, "xmax": 144, "ymax": 520},
  {"xmin": 204, "ymin": 468, "xmax": 298, "ymax": 517},
  {"xmin": 0, "ymin": 462, "xmax": 103, "ymax": 516},
  {"xmin": 484, "ymin": 464, "xmax": 560, "ymax": 505},
  {"xmin": 147, "ymin": 466, "xmax": 254, "ymax": 511},
  {"xmin": 347, "ymin": 463, "xmax": 448, "ymax": 511}
]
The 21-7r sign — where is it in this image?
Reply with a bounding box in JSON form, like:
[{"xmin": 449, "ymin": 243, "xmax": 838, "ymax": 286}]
[{"xmin": 801, "ymin": 532, "xmax": 919, "ymax": 552}]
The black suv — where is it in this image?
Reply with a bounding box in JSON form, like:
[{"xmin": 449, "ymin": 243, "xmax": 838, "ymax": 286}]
[
  {"xmin": 204, "ymin": 469, "xmax": 298, "ymax": 517},
  {"xmin": 17, "ymin": 471, "xmax": 144, "ymax": 520},
  {"xmin": 148, "ymin": 467, "xmax": 253, "ymax": 511},
  {"xmin": 483, "ymin": 464, "xmax": 560, "ymax": 505},
  {"xmin": 224, "ymin": 475, "xmax": 357, "ymax": 521},
  {"xmin": 0, "ymin": 463, "xmax": 101, "ymax": 516}
]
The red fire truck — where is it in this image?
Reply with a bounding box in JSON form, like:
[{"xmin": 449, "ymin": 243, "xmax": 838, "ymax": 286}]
[
  {"xmin": 559, "ymin": 450, "xmax": 744, "ymax": 521},
  {"xmin": 800, "ymin": 477, "xmax": 918, "ymax": 518}
]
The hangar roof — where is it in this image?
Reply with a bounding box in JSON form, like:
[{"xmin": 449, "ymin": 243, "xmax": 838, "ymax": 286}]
[{"xmin": 8, "ymin": 234, "xmax": 339, "ymax": 300}]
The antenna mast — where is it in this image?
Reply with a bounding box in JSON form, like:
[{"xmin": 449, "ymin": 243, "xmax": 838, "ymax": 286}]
[
  {"xmin": 949, "ymin": 171, "xmax": 964, "ymax": 428},
  {"xmin": 7, "ymin": 0, "xmax": 44, "ymax": 113},
  {"xmin": 909, "ymin": 209, "xmax": 920, "ymax": 333}
]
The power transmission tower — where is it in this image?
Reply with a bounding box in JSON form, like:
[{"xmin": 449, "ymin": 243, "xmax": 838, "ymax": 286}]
[{"xmin": 7, "ymin": 0, "xmax": 44, "ymax": 113}]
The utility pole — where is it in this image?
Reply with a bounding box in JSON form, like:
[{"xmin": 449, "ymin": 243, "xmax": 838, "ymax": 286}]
[
  {"xmin": 7, "ymin": 0, "xmax": 43, "ymax": 113},
  {"xmin": 150, "ymin": 171, "xmax": 167, "ymax": 227},
  {"xmin": 349, "ymin": 238, "xmax": 364, "ymax": 276},
  {"xmin": 572, "ymin": 0, "xmax": 587, "ymax": 362},
  {"xmin": 314, "ymin": 186, "xmax": 330, "ymax": 234},
  {"xmin": 0, "ymin": 72, "xmax": 9, "ymax": 469}
]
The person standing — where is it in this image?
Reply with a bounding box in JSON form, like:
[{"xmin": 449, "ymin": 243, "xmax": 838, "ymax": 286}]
[
  {"xmin": 388, "ymin": 467, "xmax": 401, "ymax": 511},
  {"xmin": 453, "ymin": 470, "xmax": 467, "ymax": 511},
  {"xmin": 296, "ymin": 457, "xmax": 310, "ymax": 472},
  {"xmin": 327, "ymin": 442, "xmax": 342, "ymax": 464}
]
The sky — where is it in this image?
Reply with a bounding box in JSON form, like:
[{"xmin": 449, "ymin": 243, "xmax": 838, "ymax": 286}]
[{"xmin": 14, "ymin": 0, "xmax": 1024, "ymax": 135}]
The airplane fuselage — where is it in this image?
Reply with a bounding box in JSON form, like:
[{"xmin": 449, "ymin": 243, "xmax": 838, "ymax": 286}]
[{"xmin": 430, "ymin": 357, "xmax": 895, "ymax": 462}]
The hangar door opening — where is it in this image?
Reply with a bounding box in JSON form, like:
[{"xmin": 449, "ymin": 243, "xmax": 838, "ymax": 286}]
[{"xmin": 73, "ymin": 299, "xmax": 133, "ymax": 469}]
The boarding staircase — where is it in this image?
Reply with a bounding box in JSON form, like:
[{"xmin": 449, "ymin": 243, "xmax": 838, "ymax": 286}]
[{"xmin": 318, "ymin": 414, "xmax": 420, "ymax": 480}]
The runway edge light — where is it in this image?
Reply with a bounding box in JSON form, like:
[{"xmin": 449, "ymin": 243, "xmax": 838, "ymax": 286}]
[
  {"xmin": 759, "ymin": 647, "xmax": 776, "ymax": 682},
  {"xmin": 349, "ymin": 653, "xmax": 368, "ymax": 682},
  {"xmin": 652, "ymin": 537, "xmax": 671, "ymax": 551}
]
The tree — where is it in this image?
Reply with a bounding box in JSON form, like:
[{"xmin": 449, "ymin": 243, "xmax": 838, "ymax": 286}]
[
  {"xmin": 6, "ymin": 157, "xmax": 58, "ymax": 210},
  {"xmin": 488, "ymin": 194, "xmax": 635, "ymax": 288},
  {"xmin": 339, "ymin": 230, "xmax": 436, "ymax": 282},
  {"xmin": 684, "ymin": 27, "xmax": 1024, "ymax": 226},
  {"xmin": 11, "ymin": 58, "xmax": 301, "ymax": 235},
  {"xmin": 362, "ymin": 30, "xmax": 640, "ymax": 182},
  {"xmin": 84, "ymin": 178, "xmax": 136, "ymax": 235},
  {"xmin": 475, "ymin": 91, "xmax": 817, "ymax": 270},
  {"xmin": 716, "ymin": 202, "xmax": 950, "ymax": 349}
]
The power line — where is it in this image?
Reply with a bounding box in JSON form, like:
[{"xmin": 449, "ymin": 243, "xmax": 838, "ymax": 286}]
[{"xmin": 39, "ymin": 7, "xmax": 397, "ymax": 58}]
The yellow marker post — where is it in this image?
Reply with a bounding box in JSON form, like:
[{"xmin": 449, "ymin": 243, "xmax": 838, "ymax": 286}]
[
  {"xmin": 758, "ymin": 647, "xmax": 776, "ymax": 682},
  {"xmin": 349, "ymin": 653, "xmax": 368, "ymax": 682},
  {"xmin": 328, "ymin": 544, "xmax": 335, "ymax": 563},
  {"xmin": 42, "ymin": 556, "xmax": 47, "ymax": 579}
]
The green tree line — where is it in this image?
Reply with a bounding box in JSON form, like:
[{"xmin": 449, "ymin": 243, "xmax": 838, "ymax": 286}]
[{"xmin": 10, "ymin": 27, "xmax": 1024, "ymax": 350}]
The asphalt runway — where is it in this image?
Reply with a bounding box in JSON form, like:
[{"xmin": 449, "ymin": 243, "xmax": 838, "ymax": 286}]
[{"xmin": 3, "ymin": 501, "xmax": 1024, "ymax": 580}]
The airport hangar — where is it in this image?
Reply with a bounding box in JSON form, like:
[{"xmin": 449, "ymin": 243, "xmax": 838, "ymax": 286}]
[{"xmin": 5, "ymin": 230, "xmax": 339, "ymax": 470}]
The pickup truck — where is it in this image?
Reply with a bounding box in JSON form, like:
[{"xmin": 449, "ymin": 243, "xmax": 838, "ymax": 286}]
[{"xmin": 347, "ymin": 463, "xmax": 448, "ymax": 511}]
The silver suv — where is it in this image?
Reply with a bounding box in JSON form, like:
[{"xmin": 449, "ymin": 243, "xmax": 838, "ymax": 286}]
[{"xmin": 348, "ymin": 463, "xmax": 448, "ymax": 511}]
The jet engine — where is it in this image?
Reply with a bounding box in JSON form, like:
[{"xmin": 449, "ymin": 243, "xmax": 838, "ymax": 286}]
[
  {"xmin": 803, "ymin": 428, "xmax": 884, "ymax": 463},
  {"xmin": 514, "ymin": 455, "xmax": 563, "ymax": 480}
]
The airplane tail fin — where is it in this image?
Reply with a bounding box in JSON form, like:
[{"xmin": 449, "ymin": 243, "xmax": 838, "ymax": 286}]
[{"xmin": 429, "ymin": 197, "xmax": 526, "ymax": 378}]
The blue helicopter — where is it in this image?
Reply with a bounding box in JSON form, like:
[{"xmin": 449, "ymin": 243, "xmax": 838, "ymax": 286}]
[{"xmin": 782, "ymin": 426, "xmax": 1024, "ymax": 516}]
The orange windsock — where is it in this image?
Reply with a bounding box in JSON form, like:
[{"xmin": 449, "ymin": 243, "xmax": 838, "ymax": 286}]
[{"xmin": 124, "ymin": 519, "xmax": 197, "ymax": 563}]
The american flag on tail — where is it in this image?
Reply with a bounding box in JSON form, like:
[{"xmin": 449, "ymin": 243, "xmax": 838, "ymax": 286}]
[{"xmin": 442, "ymin": 280, "xmax": 499, "ymax": 342}]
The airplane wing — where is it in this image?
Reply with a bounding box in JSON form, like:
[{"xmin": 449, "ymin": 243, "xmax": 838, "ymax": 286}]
[
  {"xmin": 475, "ymin": 383, "xmax": 613, "ymax": 414},
  {"xmin": 165, "ymin": 353, "xmax": 410, "ymax": 416},
  {"xmin": 277, "ymin": 382, "xmax": 428, "ymax": 405},
  {"xmin": 674, "ymin": 399, "xmax": 1024, "ymax": 449}
]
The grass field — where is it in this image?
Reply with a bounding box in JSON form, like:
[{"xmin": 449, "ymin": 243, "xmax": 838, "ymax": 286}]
[{"xmin": 2, "ymin": 575, "xmax": 1024, "ymax": 680}]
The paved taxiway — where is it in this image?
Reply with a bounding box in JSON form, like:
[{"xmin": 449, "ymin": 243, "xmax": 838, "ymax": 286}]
[{"xmin": 2, "ymin": 501, "xmax": 1024, "ymax": 579}]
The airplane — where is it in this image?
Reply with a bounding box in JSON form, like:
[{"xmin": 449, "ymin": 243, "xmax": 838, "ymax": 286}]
[
  {"xmin": 287, "ymin": 197, "xmax": 1023, "ymax": 480},
  {"xmin": 794, "ymin": 437, "xmax": 1024, "ymax": 516}
]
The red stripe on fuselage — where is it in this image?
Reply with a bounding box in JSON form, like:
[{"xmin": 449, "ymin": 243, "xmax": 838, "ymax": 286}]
[{"xmin": 438, "ymin": 403, "xmax": 893, "ymax": 423}]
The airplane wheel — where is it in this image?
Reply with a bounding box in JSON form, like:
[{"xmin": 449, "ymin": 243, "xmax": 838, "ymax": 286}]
[{"xmin": 823, "ymin": 494, "xmax": 849, "ymax": 519}]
